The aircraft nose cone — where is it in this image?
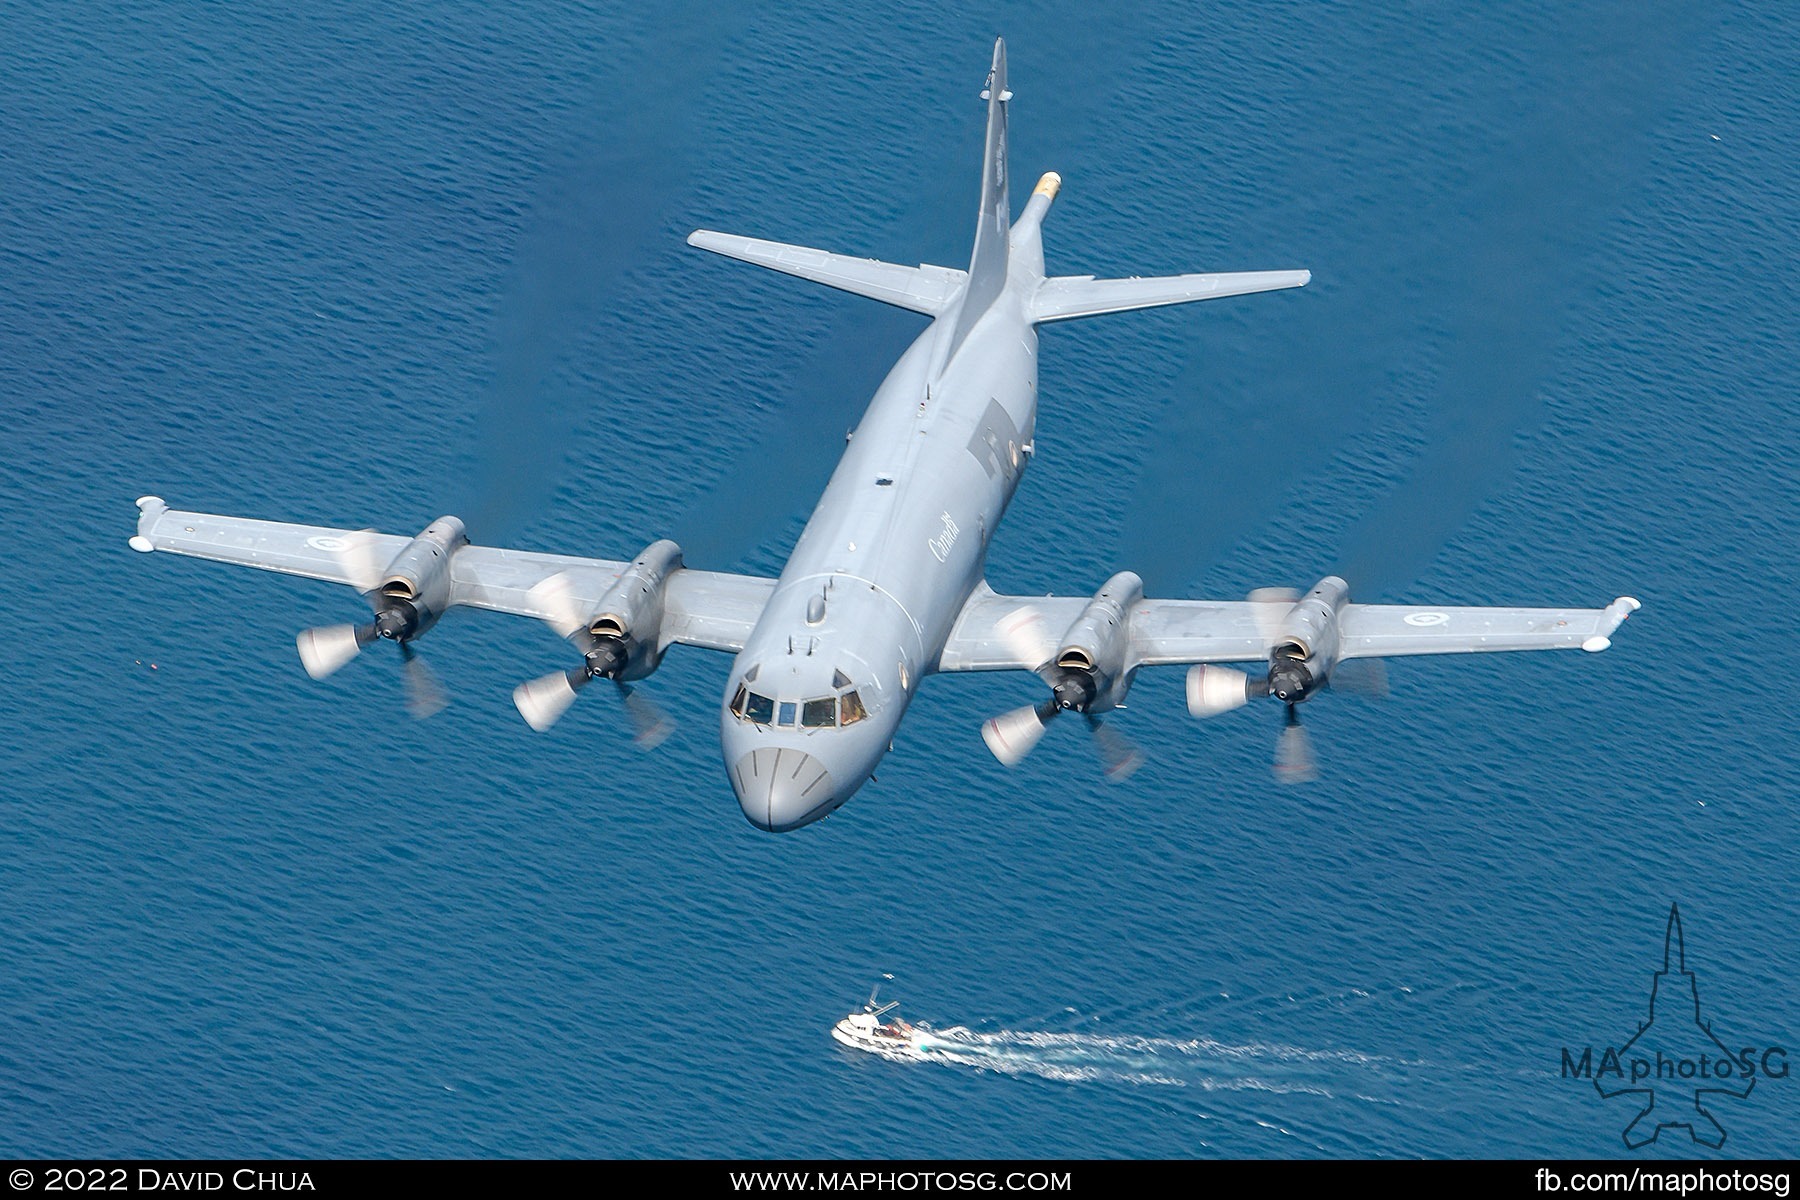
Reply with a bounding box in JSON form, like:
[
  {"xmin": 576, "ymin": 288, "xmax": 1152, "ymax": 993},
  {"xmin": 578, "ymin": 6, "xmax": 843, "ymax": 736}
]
[{"xmin": 732, "ymin": 747, "xmax": 835, "ymax": 832}]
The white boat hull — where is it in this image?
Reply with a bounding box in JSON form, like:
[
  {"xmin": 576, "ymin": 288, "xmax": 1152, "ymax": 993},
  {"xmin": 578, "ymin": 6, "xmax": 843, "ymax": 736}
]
[{"xmin": 832, "ymin": 1017, "xmax": 925, "ymax": 1059}]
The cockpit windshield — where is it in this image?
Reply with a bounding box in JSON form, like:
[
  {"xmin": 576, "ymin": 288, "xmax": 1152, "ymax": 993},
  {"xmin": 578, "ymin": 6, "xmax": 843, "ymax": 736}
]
[
  {"xmin": 742, "ymin": 688, "xmax": 773, "ymax": 724},
  {"xmin": 730, "ymin": 675, "xmax": 870, "ymax": 729}
]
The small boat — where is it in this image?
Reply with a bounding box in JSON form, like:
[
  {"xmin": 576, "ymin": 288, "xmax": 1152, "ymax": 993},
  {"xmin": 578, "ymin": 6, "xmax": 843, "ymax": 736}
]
[{"xmin": 832, "ymin": 985, "xmax": 924, "ymax": 1057}]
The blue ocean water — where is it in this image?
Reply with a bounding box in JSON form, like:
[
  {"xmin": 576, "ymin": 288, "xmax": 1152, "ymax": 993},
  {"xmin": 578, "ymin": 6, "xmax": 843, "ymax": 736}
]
[{"xmin": 2, "ymin": 0, "xmax": 1796, "ymax": 1158}]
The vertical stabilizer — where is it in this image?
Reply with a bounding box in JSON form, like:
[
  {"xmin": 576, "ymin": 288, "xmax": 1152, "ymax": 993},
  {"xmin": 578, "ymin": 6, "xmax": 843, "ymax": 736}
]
[{"xmin": 946, "ymin": 38, "xmax": 1011, "ymax": 356}]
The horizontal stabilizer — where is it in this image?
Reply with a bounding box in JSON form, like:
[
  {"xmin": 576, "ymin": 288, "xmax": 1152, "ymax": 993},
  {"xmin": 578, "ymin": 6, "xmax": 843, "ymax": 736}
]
[
  {"xmin": 687, "ymin": 230, "xmax": 966, "ymax": 316},
  {"xmin": 1032, "ymin": 270, "xmax": 1311, "ymax": 323}
]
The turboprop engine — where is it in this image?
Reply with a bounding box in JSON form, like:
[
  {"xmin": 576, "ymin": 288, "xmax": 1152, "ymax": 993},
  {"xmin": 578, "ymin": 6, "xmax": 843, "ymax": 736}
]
[
  {"xmin": 295, "ymin": 516, "xmax": 468, "ymax": 717},
  {"xmin": 981, "ymin": 571, "xmax": 1145, "ymax": 780},
  {"xmin": 1263, "ymin": 575, "xmax": 1348, "ymax": 704},
  {"xmin": 511, "ymin": 539, "xmax": 683, "ymax": 746},
  {"xmin": 1185, "ymin": 576, "xmax": 1382, "ymax": 782}
]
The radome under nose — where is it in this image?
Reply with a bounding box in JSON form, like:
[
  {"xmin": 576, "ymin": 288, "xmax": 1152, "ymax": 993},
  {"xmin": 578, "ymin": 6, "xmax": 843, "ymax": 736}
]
[{"xmin": 732, "ymin": 747, "xmax": 835, "ymax": 832}]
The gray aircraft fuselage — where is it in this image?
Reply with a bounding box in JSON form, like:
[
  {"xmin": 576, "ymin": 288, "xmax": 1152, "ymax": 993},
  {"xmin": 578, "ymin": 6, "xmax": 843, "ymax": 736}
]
[{"xmin": 722, "ymin": 186, "xmax": 1058, "ymax": 830}]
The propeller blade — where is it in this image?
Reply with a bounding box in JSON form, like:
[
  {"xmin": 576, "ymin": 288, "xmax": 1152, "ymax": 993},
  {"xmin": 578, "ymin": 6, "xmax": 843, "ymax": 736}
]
[
  {"xmin": 1330, "ymin": 657, "xmax": 1389, "ymax": 699},
  {"xmin": 981, "ymin": 702, "xmax": 1056, "ymax": 767},
  {"xmin": 1248, "ymin": 586, "xmax": 1300, "ymax": 649},
  {"xmin": 1085, "ymin": 715, "xmax": 1144, "ymax": 782},
  {"xmin": 513, "ymin": 667, "xmax": 586, "ymax": 732},
  {"xmin": 527, "ymin": 572, "xmax": 594, "ymax": 644},
  {"xmin": 616, "ymin": 680, "xmax": 674, "ymax": 750},
  {"xmin": 994, "ymin": 604, "xmax": 1060, "ymax": 671},
  {"xmin": 399, "ymin": 641, "xmax": 448, "ymax": 719},
  {"xmin": 1186, "ymin": 664, "xmax": 1254, "ymax": 717},
  {"xmin": 297, "ymin": 623, "xmax": 371, "ymax": 680},
  {"xmin": 337, "ymin": 529, "xmax": 386, "ymax": 597},
  {"xmin": 1274, "ymin": 705, "xmax": 1318, "ymax": 784}
]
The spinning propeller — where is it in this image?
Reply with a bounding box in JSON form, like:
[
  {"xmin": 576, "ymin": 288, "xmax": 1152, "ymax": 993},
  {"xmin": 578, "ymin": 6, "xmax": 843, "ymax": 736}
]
[
  {"xmin": 511, "ymin": 573, "xmax": 672, "ymax": 747},
  {"xmin": 979, "ymin": 604, "xmax": 1144, "ymax": 781},
  {"xmin": 294, "ymin": 530, "xmax": 447, "ymax": 718},
  {"xmin": 1184, "ymin": 587, "xmax": 1386, "ymax": 784}
]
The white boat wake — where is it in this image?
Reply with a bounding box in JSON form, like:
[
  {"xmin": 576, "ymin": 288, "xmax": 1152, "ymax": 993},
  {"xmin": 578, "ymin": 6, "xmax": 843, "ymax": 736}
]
[
  {"xmin": 906, "ymin": 1025, "xmax": 1387, "ymax": 1092},
  {"xmin": 832, "ymin": 985, "xmax": 1405, "ymax": 1095}
]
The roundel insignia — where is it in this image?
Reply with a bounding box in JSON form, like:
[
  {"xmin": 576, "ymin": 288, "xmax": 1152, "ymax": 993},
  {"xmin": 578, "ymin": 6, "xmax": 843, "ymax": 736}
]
[
  {"xmin": 306, "ymin": 535, "xmax": 349, "ymax": 552},
  {"xmin": 1404, "ymin": 611, "xmax": 1450, "ymax": 627}
]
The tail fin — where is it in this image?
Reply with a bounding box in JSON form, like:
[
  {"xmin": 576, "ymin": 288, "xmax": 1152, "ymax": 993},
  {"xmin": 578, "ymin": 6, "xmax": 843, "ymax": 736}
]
[
  {"xmin": 685, "ymin": 41, "xmax": 1008, "ymax": 323},
  {"xmin": 946, "ymin": 38, "xmax": 1012, "ymax": 353}
]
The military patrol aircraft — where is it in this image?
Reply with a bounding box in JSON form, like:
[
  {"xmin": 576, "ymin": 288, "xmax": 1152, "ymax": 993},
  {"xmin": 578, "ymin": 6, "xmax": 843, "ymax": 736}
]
[{"xmin": 130, "ymin": 40, "xmax": 1638, "ymax": 831}]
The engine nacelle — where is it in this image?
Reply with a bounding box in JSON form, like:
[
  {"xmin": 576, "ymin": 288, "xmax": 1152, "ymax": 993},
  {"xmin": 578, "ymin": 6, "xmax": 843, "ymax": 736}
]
[
  {"xmin": 1049, "ymin": 571, "xmax": 1142, "ymax": 711},
  {"xmin": 586, "ymin": 539, "xmax": 683, "ymax": 679},
  {"xmin": 1267, "ymin": 575, "xmax": 1350, "ymax": 703},
  {"xmin": 373, "ymin": 515, "xmax": 467, "ymax": 637}
]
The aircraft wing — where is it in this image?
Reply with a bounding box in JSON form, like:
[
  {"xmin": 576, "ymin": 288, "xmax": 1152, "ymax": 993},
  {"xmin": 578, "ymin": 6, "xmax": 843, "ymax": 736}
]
[
  {"xmin": 1127, "ymin": 596, "xmax": 1640, "ymax": 665},
  {"xmin": 936, "ymin": 582, "xmax": 1639, "ymax": 671},
  {"xmin": 450, "ymin": 547, "xmax": 774, "ymax": 653},
  {"xmin": 130, "ymin": 499, "xmax": 775, "ymax": 653},
  {"xmin": 1333, "ymin": 600, "xmax": 1642, "ymax": 659},
  {"xmin": 937, "ymin": 587, "xmax": 1267, "ymax": 671}
]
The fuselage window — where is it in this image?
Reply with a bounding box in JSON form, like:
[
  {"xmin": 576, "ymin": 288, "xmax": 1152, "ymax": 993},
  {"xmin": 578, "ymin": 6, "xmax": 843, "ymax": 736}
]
[
  {"xmin": 839, "ymin": 689, "xmax": 868, "ymax": 725},
  {"xmin": 777, "ymin": 700, "xmax": 798, "ymax": 727},
  {"xmin": 802, "ymin": 697, "xmax": 837, "ymax": 728},
  {"xmin": 745, "ymin": 691, "xmax": 775, "ymax": 724}
]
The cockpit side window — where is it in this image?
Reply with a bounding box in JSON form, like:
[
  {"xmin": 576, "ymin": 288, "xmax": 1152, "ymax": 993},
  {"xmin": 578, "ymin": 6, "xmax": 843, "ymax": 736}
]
[
  {"xmin": 802, "ymin": 697, "xmax": 837, "ymax": 728},
  {"xmin": 839, "ymin": 689, "xmax": 868, "ymax": 725},
  {"xmin": 730, "ymin": 684, "xmax": 747, "ymax": 717},
  {"xmin": 744, "ymin": 691, "xmax": 775, "ymax": 724}
]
